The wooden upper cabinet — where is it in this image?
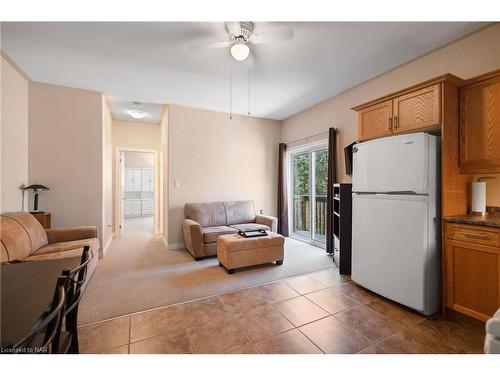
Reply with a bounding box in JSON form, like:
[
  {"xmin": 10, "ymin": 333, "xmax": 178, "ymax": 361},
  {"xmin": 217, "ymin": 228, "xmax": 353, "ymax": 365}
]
[
  {"xmin": 393, "ymin": 84, "xmax": 441, "ymax": 133},
  {"xmin": 358, "ymin": 100, "xmax": 393, "ymax": 141},
  {"xmin": 459, "ymin": 74, "xmax": 500, "ymax": 173},
  {"xmin": 352, "ymin": 77, "xmax": 454, "ymax": 142}
]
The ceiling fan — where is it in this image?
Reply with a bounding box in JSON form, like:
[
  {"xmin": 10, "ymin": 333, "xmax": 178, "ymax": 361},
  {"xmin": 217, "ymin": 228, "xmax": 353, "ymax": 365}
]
[{"xmin": 191, "ymin": 22, "xmax": 294, "ymax": 62}]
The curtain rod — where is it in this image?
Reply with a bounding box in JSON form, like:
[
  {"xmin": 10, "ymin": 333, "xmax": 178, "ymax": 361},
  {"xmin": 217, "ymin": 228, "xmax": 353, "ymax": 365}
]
[{"xmin": 285, "ymin": 128, "xmax": 339, "ymax": 147}]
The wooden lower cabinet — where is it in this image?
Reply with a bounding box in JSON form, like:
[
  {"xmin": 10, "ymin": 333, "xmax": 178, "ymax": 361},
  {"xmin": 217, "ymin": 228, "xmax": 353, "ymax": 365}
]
[{"xmin": 444, "ymin": 223, "xmax": 500, "ymax": 321}]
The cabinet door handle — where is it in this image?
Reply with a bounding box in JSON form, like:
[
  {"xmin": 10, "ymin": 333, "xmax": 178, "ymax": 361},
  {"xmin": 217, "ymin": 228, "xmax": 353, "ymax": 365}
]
[
  {"xmin": 394, "ymin": 115, "xmax": 398, "ymax": 130},
  {"xmin": 387, "ymin": 117, "xmax": 393, "ymax": 131},
  {"xmin": 462, "ymin": 232, "xmax": 488, "ymax": 239}
]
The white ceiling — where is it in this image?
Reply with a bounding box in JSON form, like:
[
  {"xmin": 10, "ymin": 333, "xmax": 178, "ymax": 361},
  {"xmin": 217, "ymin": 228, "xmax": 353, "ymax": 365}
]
[
  {"xmin": 1, "ymin": 22, "xmax": 488, "ymax": 120},
  {"xmin": 111, "ymin": 100, "xmax": 163, "ymax": 124}
]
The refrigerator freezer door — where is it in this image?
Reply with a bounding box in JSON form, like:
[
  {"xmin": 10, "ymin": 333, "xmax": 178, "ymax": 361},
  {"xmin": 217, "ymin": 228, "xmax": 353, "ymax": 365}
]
[
  {"xmin": 352, "ymin": 133, "xmax": 432, "ymax": 194},
  {"xmin": 351, "ymin": 193, "xmax": 438, "ymax": 314}
]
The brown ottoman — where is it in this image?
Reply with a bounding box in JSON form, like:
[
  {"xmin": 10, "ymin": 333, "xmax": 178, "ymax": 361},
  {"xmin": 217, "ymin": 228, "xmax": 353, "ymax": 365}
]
[{"xmin": 217, "ymin": 232, "xmax": 285, "ymax": 274}]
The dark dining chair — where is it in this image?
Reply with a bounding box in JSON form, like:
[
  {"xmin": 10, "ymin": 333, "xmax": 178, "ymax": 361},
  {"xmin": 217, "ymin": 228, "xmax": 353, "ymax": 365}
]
[
  {"xmin": 59, "ymin": 245, "xmax": 91, "ymax": 354},
  {"xmin": 12, "ymin": 276, "xmax": 67, "ymax": 354}
]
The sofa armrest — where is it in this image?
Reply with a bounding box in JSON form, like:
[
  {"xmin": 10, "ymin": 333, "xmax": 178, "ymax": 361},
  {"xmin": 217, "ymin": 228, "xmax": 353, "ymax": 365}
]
[
  {"xmin": 46, "ymin": 226, "xmax": 98, "ymax": 244},
  {"xmin": 182, "ymin": 219, "xmax": 204, "ymax": 257},
  {"xmin": 256, "ymin": 214, "xmax": 278, "ymax": 232}
]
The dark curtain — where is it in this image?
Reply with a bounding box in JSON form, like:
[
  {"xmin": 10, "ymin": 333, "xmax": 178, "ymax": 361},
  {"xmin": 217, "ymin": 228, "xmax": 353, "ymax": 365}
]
[
  {"xmin": 277, "ymin": 143, "xmax": 289, "ymax": 236},
  {"xmin": 326, "ymin": 127, "xmax": 338, "ymax": 254}
]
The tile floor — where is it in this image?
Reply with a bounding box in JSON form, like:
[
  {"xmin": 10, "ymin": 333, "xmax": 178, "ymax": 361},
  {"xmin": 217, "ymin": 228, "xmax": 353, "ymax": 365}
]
[{"xmin": 78, "ymin": 268, "xmax": 486, "ymax": 354}]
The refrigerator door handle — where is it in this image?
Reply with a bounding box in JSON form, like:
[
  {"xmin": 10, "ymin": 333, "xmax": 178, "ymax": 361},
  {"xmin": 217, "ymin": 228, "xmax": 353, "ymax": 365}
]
[
  {"xmin": 386, "ymin": 191, "xmax": 420, "ymax": 195},
  {"xmin": 353, "ymin": 191, "xmax": 424, "ymax": 195}
]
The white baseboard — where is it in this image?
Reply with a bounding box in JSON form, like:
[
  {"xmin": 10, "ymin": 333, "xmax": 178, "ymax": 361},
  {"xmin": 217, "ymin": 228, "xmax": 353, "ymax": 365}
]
[
  {"xmin": 167, "ymin": 242, "xmax": 185, "ymax": 250},
  {"xmin": 100, "ymin": 233, "xmax": 114, "ymax": 258}
]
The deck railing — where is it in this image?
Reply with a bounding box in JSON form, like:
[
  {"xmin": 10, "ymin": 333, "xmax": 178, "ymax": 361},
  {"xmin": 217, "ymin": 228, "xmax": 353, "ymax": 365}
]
[{"xmin": 293, "ymin": 195, "xmax": 327, "ymax": 237}]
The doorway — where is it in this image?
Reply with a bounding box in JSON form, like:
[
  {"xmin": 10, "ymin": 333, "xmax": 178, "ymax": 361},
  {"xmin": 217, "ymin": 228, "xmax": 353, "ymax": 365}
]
[
  {"xmin": 115, "ymin": 148, "xmax": 160, "ymax": 236},
  {"xmin": 288, "ymin": 142, "xmax": 328, "ymax": 248}
]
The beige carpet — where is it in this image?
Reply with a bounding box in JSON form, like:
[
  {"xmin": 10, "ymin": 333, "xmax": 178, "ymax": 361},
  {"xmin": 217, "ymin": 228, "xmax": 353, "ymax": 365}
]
[
  {"xmin": 124, "ymin": 216, "xmax": 154, "ymax": 233},
  {"xmin": 79, "ymin": 231, "xmax": 333, "ymax": 325}
]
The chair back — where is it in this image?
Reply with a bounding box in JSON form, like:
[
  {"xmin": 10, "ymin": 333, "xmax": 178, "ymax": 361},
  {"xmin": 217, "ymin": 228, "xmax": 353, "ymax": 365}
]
[
  {"xmin": 63, "ymin": 246, "xmax": 91, "ymax": 316},
  {"xmin": 13, "ymin": 276, "xmax": 66, "ymax": 353},
  {"xmin": 59, "ymin": 246, "xmax": 91, "ymax": 354}
]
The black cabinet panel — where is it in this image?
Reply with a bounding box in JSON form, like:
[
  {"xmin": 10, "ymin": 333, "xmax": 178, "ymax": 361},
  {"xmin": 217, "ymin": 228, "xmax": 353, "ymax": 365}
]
[{"xmin": 333, "ymin": 183, "xmax": 352, "ymax": 274}]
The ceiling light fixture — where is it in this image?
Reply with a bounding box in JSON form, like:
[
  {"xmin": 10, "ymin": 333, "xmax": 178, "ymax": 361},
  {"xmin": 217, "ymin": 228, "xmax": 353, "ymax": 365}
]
[
  {"xmin": 128, "ymin": 109, "xmax": 146, "ymax": 119},
  {"xmin": 230, "ymin": 38, "xmax": 250, "ymax": 62}
]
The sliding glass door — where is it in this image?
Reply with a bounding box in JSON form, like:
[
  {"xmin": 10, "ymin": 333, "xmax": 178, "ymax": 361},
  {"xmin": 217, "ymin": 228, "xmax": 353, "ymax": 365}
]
[
  {"xmin": 314, "ymin": 149, "xmax": 328, "ymax": 243},
  {"xmin": 291, "ymin": 146, "xmax": 328, "ymax": 247},
  {"xmin": 292, "ymin": 152, "xmax": 311, "ymax": 238}
]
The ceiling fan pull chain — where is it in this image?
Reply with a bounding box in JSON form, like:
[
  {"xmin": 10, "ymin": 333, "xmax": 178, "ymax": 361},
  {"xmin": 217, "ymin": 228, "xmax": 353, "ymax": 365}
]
[
  {"xmin": 229, "ymin": 69, "xmax": 232, "ymax": 120},
  {"xmin": 248, "ymin": 64, "xmax": 251, "ymax": 116}
]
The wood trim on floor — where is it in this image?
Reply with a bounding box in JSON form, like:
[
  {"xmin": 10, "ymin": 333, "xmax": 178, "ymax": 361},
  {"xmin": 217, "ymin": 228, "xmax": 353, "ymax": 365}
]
[{"xmin": 167, "ymin": 242, "xmax": 185, "ymax": 250}]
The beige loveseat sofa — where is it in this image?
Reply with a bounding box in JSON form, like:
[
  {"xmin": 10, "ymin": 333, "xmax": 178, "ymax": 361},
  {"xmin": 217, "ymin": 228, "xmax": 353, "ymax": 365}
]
[
  {"xmin": 182, "ymin": 200, "xmax": 278, "ymax": 260},
  {"xmin": 0, "ymin": 212, "xmax": 99, "ymax": 280}
]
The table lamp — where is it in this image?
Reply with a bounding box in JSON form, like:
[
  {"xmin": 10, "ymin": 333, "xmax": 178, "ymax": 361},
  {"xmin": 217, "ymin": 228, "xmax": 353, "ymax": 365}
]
[{"xmin": 23, "ymin": 184, "xmax": 50, "ymax": 212}]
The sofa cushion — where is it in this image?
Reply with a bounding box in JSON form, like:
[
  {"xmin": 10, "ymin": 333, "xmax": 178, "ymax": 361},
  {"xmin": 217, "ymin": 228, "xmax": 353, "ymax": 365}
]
[
  {"xmin": 202, "ymin": 226, "xmax": 238, "ymax": 243},
  {"xmin": 28, "ymin": 238, "xmax": 99, "ymax": 262},
  {"xmin": 229, "ymin": 223, "xmax": 270, "ymax": 232},
  {"xmin": 33, "ymin": 238, "xmax": 97, "ymax": 256},
  {"xmin": 2, "ymin": 212, "xmax": 48, "ymax": 254},
  {"xmin": 46, "ymin": 226, "xmax": 98, "ymax": 244},
  {"xmin": 185, "ymin": 201, "xmax": 227, "ymax": 227},
  {"xmin": 0, "ymin": 216, "xmax": 33, "ymax": 261},
  {"xmin": 223, "ymin": 200, "xmax": 256, "ymax": 225},
  {"xmin": 27, "ymin": 248, "xmax": 87, "ymax": 262}
]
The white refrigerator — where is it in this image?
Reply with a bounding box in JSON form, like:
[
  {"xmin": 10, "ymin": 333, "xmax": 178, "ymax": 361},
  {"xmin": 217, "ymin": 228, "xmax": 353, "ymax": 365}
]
[{"xmin": 351, "ymin": 132, "xmax": 440, "ymax": 315}]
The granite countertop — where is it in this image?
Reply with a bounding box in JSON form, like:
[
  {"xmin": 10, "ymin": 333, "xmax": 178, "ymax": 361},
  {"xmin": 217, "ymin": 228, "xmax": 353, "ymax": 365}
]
[{"xmin": 443, "ymin": 207, "xmax": 500, "ymax": 228}]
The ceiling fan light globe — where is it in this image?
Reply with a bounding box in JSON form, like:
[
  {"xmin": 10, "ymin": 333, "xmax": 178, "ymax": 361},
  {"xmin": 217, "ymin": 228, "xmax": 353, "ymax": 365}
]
[
  {"xmin": 128, "ymin": 109, "xmax": 146, "ymax": 119},
  {"xmin": 230, "ymin": 43, "xmax": 249, "ymax": 61}
]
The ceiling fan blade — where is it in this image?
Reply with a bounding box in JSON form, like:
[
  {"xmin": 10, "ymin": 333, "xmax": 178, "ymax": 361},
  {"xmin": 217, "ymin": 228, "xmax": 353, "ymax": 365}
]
[
  {"xmin": 226, "ymin": 22, "xmax": 242, "ymax": 34},
  {"xmin": 190, "ymin": 39, "xmax": 232, "ymax": 52},
  {"xmin": 250, "ymin": 27, "xmax": 294, "ymax": 45}
]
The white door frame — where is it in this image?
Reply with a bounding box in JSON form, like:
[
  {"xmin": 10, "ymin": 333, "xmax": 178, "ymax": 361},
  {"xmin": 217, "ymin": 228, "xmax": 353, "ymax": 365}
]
[{"xmin": 114, "ymin": 147, "xmax": 163, "ymax": 236}]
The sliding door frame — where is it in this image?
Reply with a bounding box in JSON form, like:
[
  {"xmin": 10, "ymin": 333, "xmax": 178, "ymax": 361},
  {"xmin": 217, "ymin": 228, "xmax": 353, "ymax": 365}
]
[{"xmin": 286, "ymin": 138, "xmax": 328, "ymax": 249}]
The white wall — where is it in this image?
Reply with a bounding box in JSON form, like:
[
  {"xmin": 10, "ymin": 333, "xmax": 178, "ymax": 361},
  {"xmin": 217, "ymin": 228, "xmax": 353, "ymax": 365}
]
[
  {"xmin": 168, "ymin": 105, "xmax": 281, "ymax": 245},
  {"xmin": 28, "ymin": 82, "xmax": 103, "ymax": 246},
  {"xmin": 160, "ymin": 106, "xmax": 168, "ymax": 240},
  {"xmin": 112, "ymin": 120, "xmax": 161, "ymax": 151},
  {"xmin": 124, "ymin": 151, "xmax": 155, "ymax": 168},
  {"xmin": 281, "ymin": 23, "xmax": 500, "ymax": 207},
  {"xmin": 102, "ymin": 97, "xmax": 113, "ymax": 253},
  {"xmin": 1, "ymin": 52, "xmax": 29, "ymax": 213}
]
